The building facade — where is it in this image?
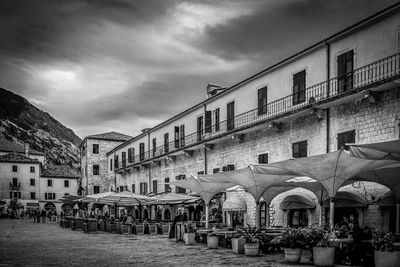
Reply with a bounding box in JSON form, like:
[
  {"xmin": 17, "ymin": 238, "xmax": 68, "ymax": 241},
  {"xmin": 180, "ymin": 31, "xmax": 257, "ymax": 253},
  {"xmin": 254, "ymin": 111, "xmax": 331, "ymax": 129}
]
[
  {"xmin": 80, "ymin": 132, "xmax": 132, "ymax": 195},
  {"xmin": 99, "ymin": 4, "xmax": 400, "ymax": 230}
]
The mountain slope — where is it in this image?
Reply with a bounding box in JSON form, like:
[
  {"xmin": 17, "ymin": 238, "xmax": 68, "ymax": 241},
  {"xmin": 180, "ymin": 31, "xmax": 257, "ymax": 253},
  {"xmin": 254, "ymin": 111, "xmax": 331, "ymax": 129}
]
[{"xmin": 0, "ymin": 88, "xmax": 81, "ymax": 169}]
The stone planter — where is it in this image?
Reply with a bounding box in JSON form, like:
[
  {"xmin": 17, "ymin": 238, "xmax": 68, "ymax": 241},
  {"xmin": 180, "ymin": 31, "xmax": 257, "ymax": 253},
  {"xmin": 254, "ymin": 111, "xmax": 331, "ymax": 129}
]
[
  {"xmin": 244, "ymin": 242, "xmax": 259, "ymax": 256},
  {"xmin": 313, "ymin": 247, "xmax": 335, "ymax": 266},
  {"xmin": 284, "ymin": 248, "xmax": 302, "ymax": 263},
  {"xmin": 207, "ymin": 236, "xmax": 219, "ymax": 249},
  {"xmin": 374, "ymin": 250, "xmax": 400, "ymax": 267},
  {"xmin": 184, "ymin": 233, "xmax": 196, "ymax": 245},
  {"xmin": 231, "ymin": 238, "xmax": 246, "ymax": 254}
]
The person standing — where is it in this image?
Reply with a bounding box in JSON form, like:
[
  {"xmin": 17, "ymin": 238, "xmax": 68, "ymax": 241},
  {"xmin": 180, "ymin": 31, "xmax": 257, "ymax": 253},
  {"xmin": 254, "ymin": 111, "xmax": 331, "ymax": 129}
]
[{"xmin": 41, "ymin": 209, "xmax": 46, "ymax": 223}]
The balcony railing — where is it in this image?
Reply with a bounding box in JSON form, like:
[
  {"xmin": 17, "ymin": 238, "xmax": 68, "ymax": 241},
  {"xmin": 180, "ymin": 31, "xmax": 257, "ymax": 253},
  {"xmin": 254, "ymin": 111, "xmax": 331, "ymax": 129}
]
[{"xmin": 114, "ymin": 53, "xmax": 400, "ymax": 171}]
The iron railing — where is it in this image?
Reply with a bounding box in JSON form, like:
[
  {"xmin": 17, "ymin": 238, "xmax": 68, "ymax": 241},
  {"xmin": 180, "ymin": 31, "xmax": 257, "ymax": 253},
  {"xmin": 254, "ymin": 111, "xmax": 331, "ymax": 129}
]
[{"xmin": 115, "ymin": 53, "xmax": 400, "ymax": 171}]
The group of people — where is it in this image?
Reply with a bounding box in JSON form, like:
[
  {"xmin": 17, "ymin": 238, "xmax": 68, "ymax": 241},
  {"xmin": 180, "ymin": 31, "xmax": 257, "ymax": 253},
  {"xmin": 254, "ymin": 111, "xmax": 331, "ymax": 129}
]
[{"xmin": 29, "ymin": 209, "xmax": 57, "ymax": 223}]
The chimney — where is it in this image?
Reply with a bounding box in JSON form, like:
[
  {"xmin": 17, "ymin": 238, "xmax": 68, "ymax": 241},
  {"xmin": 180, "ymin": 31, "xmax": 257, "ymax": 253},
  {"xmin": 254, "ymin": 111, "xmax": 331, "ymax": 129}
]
[
  {"xmin": 24, "ymin": 143, "xmax": 29, "ymax": 157},
  {"xmin": 206, "ymin": 84, "xmax": 227, "ymax": 98}
]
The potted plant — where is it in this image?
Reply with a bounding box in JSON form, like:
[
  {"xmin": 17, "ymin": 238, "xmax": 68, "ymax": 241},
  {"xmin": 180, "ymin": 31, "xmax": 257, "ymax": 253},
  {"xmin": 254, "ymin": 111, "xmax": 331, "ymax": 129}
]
[
  {"xmin": 280, "ymin": 228, "xmax": 305, "ymax": 263},
  {"xmin": 305, "ymin": 226, "xmax": 335, "ymax": 266},
  {"xmin": 183, "ymin": 221, "xmax": 196, "ymax": 245},
  {"xmin": 372, "ymin": 230, "xmax": 400, "ymax": 267},
  {"xmin": 237, "ymin": 224, "xmax": 261, "ymax": 256},
  {"xmin": 207, "ymin": 231, "xmax": 219, "ymax": 249}
]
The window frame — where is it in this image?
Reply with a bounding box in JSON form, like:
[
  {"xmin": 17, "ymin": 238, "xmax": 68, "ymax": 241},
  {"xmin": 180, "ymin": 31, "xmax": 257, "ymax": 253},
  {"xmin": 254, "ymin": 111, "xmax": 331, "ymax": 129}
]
[
  {"xmin": 92, "ymin": 143, "xmax": 99, "ymax": 154},
  {"xmin": 257, "ymin": 86, "xmax": 268, "ymax": 116},
  {"xmin": 258, "ymin": 153, "xmax": 269, "ymax": 164},
  {"xmin": 292, "ymin": 140, "xmax": 308, "ymax": 158},
  {"xmin": 47, "ymin": 179, "xmax": 53, "ymax": 187},
  {"xmin": 337, "ymin": 130, "xmax": 356, "ymax": 150},
  {"xmin": 292, "ymin": 70, "xmax": 306, "ymax": 105}
]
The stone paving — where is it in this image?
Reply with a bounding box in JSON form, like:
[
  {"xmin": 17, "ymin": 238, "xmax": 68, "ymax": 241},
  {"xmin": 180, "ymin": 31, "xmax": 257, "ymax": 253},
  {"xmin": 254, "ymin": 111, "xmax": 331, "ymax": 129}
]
[{"xmin": 0, "ymin": 219, "xmax": 315, "ymax": 266}]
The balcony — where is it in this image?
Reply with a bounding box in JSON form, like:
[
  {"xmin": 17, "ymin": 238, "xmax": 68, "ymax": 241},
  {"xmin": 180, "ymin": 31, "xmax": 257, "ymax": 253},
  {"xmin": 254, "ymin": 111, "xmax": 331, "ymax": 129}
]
[
  {"xmin": 10, "ymin": 183, "xmax": 21, "ymax": 190},
  {"xmin": 114, "ymin": 53, "xmax": 400, "ymax": 171}
]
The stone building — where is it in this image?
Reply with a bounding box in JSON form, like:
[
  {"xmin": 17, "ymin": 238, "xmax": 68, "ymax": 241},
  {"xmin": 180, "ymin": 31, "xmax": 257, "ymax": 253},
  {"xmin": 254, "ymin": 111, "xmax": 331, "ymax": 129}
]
[
  {"xmin": 80, "ymin": 132, "xmax": 132, "ymax": 195},
  {"xmin": 101, "ymin": 4, "xmax": 400, "ymax": 230}
]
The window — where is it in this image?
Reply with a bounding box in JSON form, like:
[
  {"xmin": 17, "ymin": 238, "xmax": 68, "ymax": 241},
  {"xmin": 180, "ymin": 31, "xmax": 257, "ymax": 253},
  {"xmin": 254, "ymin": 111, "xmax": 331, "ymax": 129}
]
[
  {"xmin": 213, "ymin": 168, "xmax": 220, "ymax": 174},
  {"xmin": 205, "ymin": 111, "xmax": 212, "ymax": 133},
  {"xmin": 47, "ymin": 179, "xmax": 53, "ymax": 187},
  {"xmin": 152, "ymin": 138, "xmax": 157, "ymax": 157},
  {"xmin": 338, "ymin": 50, "xmax": 354, "ymax": 93},
  {"xmin": 93, "ymin": 165, "xmax": 100, "ymax": 175},
  {"xmin": 293, "ymin": 70, "xmax": 306, "ymax": 105},
  {"xmin": 164, "ymin": 133, "xmax": 169, "ymax": 153},
  {"xmin": 213, "ymin": 108, "xmax": 220, "ymax": 132},
  {"xmin": 258, "ymin": 153, "xmax": 269, "ymax": 164},
  {"xmin": 140, "ymin": 182, "xmax": 148, "ymax": 195},
  {"xmin": 45, "ymin": 193, "xmax": 55, "ymax": 200},
  {"xmin": 12, "ymin": 165, "xmax": 17, "ymax": 172},
  {"xmin": 122, "ymin": 152, "xmax": 126, "ymax": 167},
  {"xmin": 31, "ymin": 192, "xmax": 36, "ymax": 200},
  {"xmin": 197, "ymin": 116, "xmax": 203, "ymax": 141},
  {"xmin": 174, "ymin": 126, "xmax": 180, "ymax": 148},
  {"xmin": 93, "ymin": 186, "xmax": 100, "ymax": 194},
  {"xmin": 175, "ymin": 175, "xmax": 186, "ymax": 194},
  {"xmin": 12, "ymin": 178, "xmax": 18, "ymax": 187},
  {"xmin": 292, "ymin": 141, "xmax": 307, "ymax": 158},
  {"xmin": 119, "ymin": 186, "xmax": 124, "ymax": 192},
  {"xmin": 93, "ymin": 144, "xmax": 99, "ymax": 154},
  {"xmin": 222, "ymin": 165, "xmax": 235, "ymax": 172},
  {"xmin": 227, "ymin": 101, "xmax": 235, "ymax": 131},
  {"xmin": 197, "ymin": 171, "xmax": 204, "ymax": 175},
  {"xmin": 115, "ymin": 155, "xmax": 119, "ymax": 169},
  {"xmin": 9, "ymin": 192, "xmax": 12, "ymax": 199},
  {"xmin": 30, "ymin": 166, "xmax": 35, "ymax": 173},
  {"xmin": 64, "ymin": 180, "xmax": 69, "ymax": 188},
  {"xmin": 139, "ymin": 143, "xmax": 145, "ymax": 161},
  {"xmin": 180, "ymin": 125, "xmax": 185, "ymax": 147},
  {"xmin": 128, "ymin": 147, "xmax": 134, "ymax": 163},
  {"xmin": 110, "ymin": 159, "xmax": 113, "ymax": 171},
  {"xmin": 30, "ymin": 179, "xmax": 35, "ymax": 186},
  {"xmin": 258, "ymin": 86, "xmax": 268, "ymax": 115},
  {"xmin": 131, "ymin": 184, "xmax": 135, "ymax": 193},
  {"xmin": 82, "ymin": 146, "xmax": 86, "ymax": 156},
  {"xmin": 337, "ymin": 130, "xmax": 355, "ymax": 150},
  {"xmin": 152, "ymin": 180, "xmax": 158, "ymax": 194},
  {"xmin": 164, "ymin": 178, "xmax": 171, "ymax": 192}
]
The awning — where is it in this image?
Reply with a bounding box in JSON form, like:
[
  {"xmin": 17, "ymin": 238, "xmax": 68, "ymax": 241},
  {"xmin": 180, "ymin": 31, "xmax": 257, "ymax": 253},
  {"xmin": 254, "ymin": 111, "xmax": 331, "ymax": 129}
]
[
  {"xmin": 376, "ymin": 191, "xmax": 396, "ymax": 207},
  {"xmin": 149, "ymin": 192, "xmax": 200, "ymax": 205},
  {"xmin": 280, "ymin": 194, "xmax": 316, "ymax": 210},
  {"xmin": 323, "ymin": 191, "xmax": 367, "ymax": 208},
  {"xmin": 26, "ymin": 202, "xmax": 39, "ymax": 207},
  {"xmin": 222, "ymin": 197, "xmax": 246, "ymax": 211}
]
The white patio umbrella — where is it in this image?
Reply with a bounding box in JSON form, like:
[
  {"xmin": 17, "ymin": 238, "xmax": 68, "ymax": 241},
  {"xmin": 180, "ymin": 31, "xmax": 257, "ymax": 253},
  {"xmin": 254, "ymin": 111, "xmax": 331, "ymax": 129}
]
[
  {"xmin": 78, "ymin": 192, "xmax": 115, "ymax": 204},
  {"xmin": 170, "ymin": 175, "xmax": 234, "ymax": 228},
  {"xmin": 100, "ymin": 191, "xmax": 156, "ymax": 205}
]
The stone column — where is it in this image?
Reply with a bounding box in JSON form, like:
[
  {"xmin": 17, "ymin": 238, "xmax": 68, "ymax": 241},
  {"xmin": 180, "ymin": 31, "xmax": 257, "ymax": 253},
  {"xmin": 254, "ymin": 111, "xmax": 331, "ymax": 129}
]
[
  {"xmin": 266, "ymin": 204, "xmax": 270, "ymax": 228},
  {"xmin": 205, "ymin": 204, "xmax": 209, "ymax": 229},
  {"xmin": 319, "ymin": 202, "xmax": 323, "ymax": 226},
  {"xmin": 255, "ymin": 201, "xmax": 261, "ymax": 228},
  {"xmin": 329, "ymin": 198, "xmax": 335, "ymax": 230}
]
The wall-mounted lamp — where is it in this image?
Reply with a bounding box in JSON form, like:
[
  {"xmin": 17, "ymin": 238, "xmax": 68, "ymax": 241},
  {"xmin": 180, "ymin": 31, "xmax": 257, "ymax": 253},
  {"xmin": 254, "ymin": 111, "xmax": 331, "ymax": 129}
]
[
  {"xmin": 232, "ymin": 134, "xmax": 245, "ymax": 142},
  {"xmin": 364, "ymin": 90, "xmax": 379, "ymax": 104},
  {"xmin": 268, "ymin": 121, "xmax": 282, "ymax": 131},
  {"xmin": 312, "ymin": 108, "xmax": 325, "ymax": 121},
  {"xmin": 184, "ymin": 150, "xmax": 194, "ymax": 157}
]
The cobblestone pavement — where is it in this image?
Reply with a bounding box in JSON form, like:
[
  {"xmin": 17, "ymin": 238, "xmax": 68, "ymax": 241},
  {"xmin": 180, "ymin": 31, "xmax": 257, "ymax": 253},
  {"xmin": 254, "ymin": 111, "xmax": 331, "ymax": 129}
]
[{"xmin": 0, "ymin": 219, "xmax": 315, "ymax": 267}]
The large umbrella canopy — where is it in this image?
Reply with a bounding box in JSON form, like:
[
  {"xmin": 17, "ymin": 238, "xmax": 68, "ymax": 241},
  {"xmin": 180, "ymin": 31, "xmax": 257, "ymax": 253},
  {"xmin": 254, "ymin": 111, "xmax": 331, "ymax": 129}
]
[
  {"xmin": 170, "ymin": 176, "xmax": 234, "ymax": 205},
  {"xmin": 78, "ymin": 192, "xmax": 115, "ymax": 203},
  {"xmin": 58, "ymin": 195, "xmax": 83, "ymax": 204},
  {"xmin": 149, "ymin": 192, "xmax": 201, "ymax": 205},
  {"xmin": 264, "ymin": 148, "xmax": 397, "ymax": 197},
  {"xmin": 349, "ymin": 140, "xmax": 400, "ymax": 161},
  {"xmin": 280, "ymin": 194, "xmax": 316, "ymax": 210},
  {"xmin": 100, "ymin": 191, "xmax": 156, "ymax": 205}
]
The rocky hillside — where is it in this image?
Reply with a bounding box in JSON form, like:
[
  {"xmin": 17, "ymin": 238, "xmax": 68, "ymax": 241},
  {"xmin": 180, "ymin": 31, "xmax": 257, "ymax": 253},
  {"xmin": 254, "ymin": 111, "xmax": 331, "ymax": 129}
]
[{"xmin": 0, "ymin": 88, "xmax": 81, "ymax": 169}]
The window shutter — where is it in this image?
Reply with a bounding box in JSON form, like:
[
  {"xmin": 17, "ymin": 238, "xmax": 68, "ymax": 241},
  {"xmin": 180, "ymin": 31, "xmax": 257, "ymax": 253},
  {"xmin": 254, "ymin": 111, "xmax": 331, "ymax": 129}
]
[
  {"xmin": 164, "ymin": 133, "xmax": 169, "ymax": 153},
  {"xmin": 180, "ymin": 125, "xmax": 185, "ymax": 147},
  {"xmin": 174, "ymin": 126, "xmax": 180, "ymax": 148},
  {"xmin": 227, "ymin": 101, "xmax": 235, "ymax": 130},
  {"xmin": 214, "ymin": 108, "xmax": 220, "ymax": 132},
  {"xmin": 197, "ymin": 116, "xmax": 203, "ymax": 141},
  {"xmin": 205, "ymin": 111, "xmax": 212, "ymax": 133}
]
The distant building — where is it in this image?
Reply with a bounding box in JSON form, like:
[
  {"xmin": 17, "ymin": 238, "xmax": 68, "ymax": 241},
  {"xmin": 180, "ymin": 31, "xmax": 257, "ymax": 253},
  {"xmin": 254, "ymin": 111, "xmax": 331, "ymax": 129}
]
[
  {"xmin": 79, "ymin": 132, "xmax": 132, "ymax": 195},
  {"xmin": 0, "ymin": 138, "xmax": 45, "ymax": 164}
]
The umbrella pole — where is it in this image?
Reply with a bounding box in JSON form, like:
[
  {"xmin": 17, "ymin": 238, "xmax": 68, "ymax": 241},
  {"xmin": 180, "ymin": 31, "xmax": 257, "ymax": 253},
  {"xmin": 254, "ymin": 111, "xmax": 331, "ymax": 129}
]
[
  {"xmin": 318, "ymin": 202, "xmax": 323, "ymax": 226},
  {"xmin": 266, "ymin": 203, "xmax": 270, "ymax": 228},
  {"xmin": 329, "ymin": 198, "xmax": 335, "ymax": 230},
  {"xmin": 255, "ymin": 201, "xmax": 260, "ymax": 228},
  {"xmin": 205, "ymin": 204, "xmax": 209, "ymax": 229},
  {"xmin": 396, "ymin": 202, "xmax": 400, "ymax": 235}
]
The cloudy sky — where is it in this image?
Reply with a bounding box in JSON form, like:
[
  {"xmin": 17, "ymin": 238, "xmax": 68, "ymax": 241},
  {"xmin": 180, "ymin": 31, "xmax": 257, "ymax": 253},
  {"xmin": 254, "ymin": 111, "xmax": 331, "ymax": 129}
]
[{"xmin": 0, "ymin": 0, "xmax": 397, "ymax": 139}]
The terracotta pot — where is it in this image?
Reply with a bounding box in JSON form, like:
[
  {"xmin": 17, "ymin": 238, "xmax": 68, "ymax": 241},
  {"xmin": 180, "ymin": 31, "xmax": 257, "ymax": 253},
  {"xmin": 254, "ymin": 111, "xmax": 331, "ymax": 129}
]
[
  {"xmin": 207, "ymin": 236, "xmax": 219, "ymax": 249},
  {"xmin": 374, "ymin": 250, "xmax": 400, "ymax": 267},
  {"xmin": 313, "ymin": 247, "xmax": 335, "ymax": 266},
  {"xmin": 184, "ymin": 233, "xmax": 196, "ymax": 245},
  {"xmin": 231, "ymin": 238, "xmax": 246, "ymax": 254},
  {"xmin": 284, "ymin": 248, "xmax": 302, "ymax": 263},
  {"xmin": 244, "ymin": 242, "xmax": 259, "ymax": 256}
]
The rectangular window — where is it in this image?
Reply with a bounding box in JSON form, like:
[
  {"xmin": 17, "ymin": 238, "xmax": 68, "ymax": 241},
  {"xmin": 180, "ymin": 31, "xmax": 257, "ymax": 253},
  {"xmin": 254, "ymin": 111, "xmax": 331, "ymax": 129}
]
[
  {"xmin": 9, "ymin": 192, "xmax": 12, "ymax": 199},
  {"xmin": 82, "ymin": 146, "xmax": 86, "ymax": 156},
  {"xmin": 258, "ymin": 153, "xmax": 269, "ymax": 164},
  {"xmin": 205, "ymin": 111, "xmax": 212, "ymax": 133},
  {"xmin": 197, "ymin": 116, "xmax": 203, "ymax": 141},
  {"xmin": 175, "ymin": 175, "xmax": 186, "ymax": 194},
  {"xmin": 114, "ymin": 155, "xmax": 119, "ymax": 169},
  {"xmin": 110, "ymin": 158, "xmax": 113, "ymax": 171},
  {"xmin": 18, "ymin": 192, "xmax": 21, "ymax": 199},
  {"xmin": 197, "ymin": 171, "xmax": 204, "ymax": 175},
  {"xmin": 30, "ymin": 179, "xmax": 35, "ymax": 186},
  {"xmin": 213, "ymin": 168, "xmax": 220, "ymax": 174},
  {"xmin": 12, "ymin": 165, "xmax": 17, "ymax": 172},
  {"xmin": 227, "ymin": 101, "xmax": 235, "ymax": 131},
  {"xmin": 338, "ymin": 50, "xmax": 354, "ymax": 93},
  {"xmin": 164, "ymin": 133, "xmax": 169, "ymax": 153},
  {"xmin": 93, "ymin": 144, "xmax": 99, "ymax": 154},
  {"xmin": 214, "ymin": 108, "xmax": 220, "ymax": 132},
  {"xmin": 30, "ymin": 166, "xmax": 35, "ymax": 173},
  {"xmin": 132, "ymin": 184, "xmax": 135, "ymax": 193},
  {"xmin": 222, "ymin": 165, "xmax": 235, "ymax": 172},
  {"xmin": 139, "ymin": 143, "xmax": 145, "ymax": 161},
  {"xmin": 152, "ymin": 180, "xmax": 158, "ymax": 194},
  {"xmin": 140, "ymin": 182, "xmax": 148, "ymax": 195},
  {"xmin": 119, "ymin": 185, "xmax": 124, "ymax": 192},
  {"xmin": 180, "ymin": 125, "xmax": 185, "ymax": 147},
  {"xmin": 164, "ymin": 178, "xmax": 171, "ymax": 192},
  {"xmin": 93, "ymin": 165, "xmax": 100, "ymax": 175},
  {"xmin": 293, "ymin": 70, "xmax": 306, "ymax": 105},
  {"xmin": 64, "ymin": 180, "xmax": 69, "ymax": 187},
  {"xmin": 12, "ymin": 178, "xmax": 18, "ymax": 187},
  {"xmin": 31, "ymin": 192, "xmax": 36, "ymax": 200},
  {"xmin": 292, "ymin": 141, "xmax": 308, "ymax": 158},
  {"xmin": 48, "ymin": 179, "xmax": 53, "ymax": 187},
  {"xmin": 258, "ymin": 86, "xmax": 268, "ymax": 115},
  {"xmin": 128, "ymin": 148, "xmax": 133, "ymax": 163},
  {"xmin": 152, "ymin": 138, "xmax": 157, "ymax": 157},
  {"xmin": 337, "ymin": 130, "xmax": 356, "ymax": 150},
  {"xmin": 122, "ymin": 152, "xmax": 127, "ymax": 167},
  {"xmin": 93, "ymin": 186, "xmax": 100, "ymax": 194},
  {"xmin": 174, "ymin": 126, "xmax": 180, "ymax": 148}
]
